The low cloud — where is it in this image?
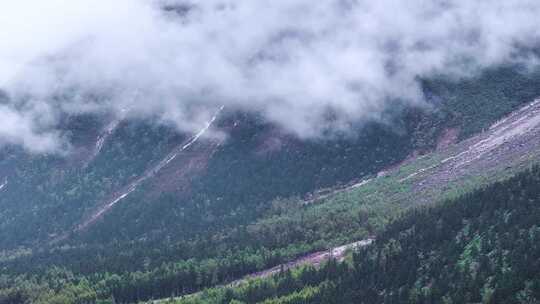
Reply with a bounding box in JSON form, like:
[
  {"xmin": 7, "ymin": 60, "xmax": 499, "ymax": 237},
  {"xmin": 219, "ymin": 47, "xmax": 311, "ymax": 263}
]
[{"xmin": 1, "ymin": 0, "xmax": 539, "ymax": 152}]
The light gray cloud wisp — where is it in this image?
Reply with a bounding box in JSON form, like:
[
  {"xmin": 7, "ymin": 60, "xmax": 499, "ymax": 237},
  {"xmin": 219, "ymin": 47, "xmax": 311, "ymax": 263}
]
[{"xmin": 0, "ymin": 0, "xmax": 539, "ymax": 152}]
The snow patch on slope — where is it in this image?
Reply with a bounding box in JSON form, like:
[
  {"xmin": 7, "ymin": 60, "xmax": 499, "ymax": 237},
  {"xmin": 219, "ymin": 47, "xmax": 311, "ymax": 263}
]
[
  {"xmin": 0, "ymin": 179, "xmax": 7, "ymax": 191},
  {"xmin": 76, "ymin": 105, "xmax": 225, "ymax": 231}
]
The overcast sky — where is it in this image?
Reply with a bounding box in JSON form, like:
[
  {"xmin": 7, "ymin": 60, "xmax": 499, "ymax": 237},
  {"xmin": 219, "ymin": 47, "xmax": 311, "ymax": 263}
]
[{"xmin": 1, "ymin": 0, "xmax": 540, "ymax": 152}]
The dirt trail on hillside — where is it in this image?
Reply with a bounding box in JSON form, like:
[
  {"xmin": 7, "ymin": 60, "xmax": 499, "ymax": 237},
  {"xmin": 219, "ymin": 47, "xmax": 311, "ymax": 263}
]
[
  {"xmin": 236, "ymin": 239, "xmax": 374, "ymax": 283},
  {"xmin": 151, "ymin": 239, "xmax": 374, "ymax": 303}
]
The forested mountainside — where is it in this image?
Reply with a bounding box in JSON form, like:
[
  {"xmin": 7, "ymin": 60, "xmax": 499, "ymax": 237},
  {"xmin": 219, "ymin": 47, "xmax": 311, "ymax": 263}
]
[
  {"xmin": 176, "ymin": 165, "xmax": 540, "ymax": 304},
  {"xmin": 2, "ymin": 65, "xmax": 539, "ymax": 247},
  {"xmin": 1, "ymin": 66, "xmax": 540, "ymax": 304}
]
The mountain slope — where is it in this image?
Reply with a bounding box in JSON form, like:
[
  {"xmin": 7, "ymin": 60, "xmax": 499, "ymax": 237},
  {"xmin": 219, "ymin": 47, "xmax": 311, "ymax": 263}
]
[
  {"xmin": 1, "ymin": 66, "xmax": 540, "ymax": 303},
  {"xmin": 173, "ymin": 165, "xmax": 540, "ymax": 304}
]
